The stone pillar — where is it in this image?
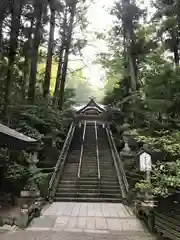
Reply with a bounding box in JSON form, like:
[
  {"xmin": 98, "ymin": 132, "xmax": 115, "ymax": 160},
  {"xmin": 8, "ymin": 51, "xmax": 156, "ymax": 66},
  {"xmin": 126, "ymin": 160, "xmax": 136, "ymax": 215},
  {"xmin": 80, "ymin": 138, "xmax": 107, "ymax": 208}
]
[
  {"xmin": 120, "ymin": 122, "xmax": 135, "ymax": 185},
  {"xmin": 120, "ymin": 141, "xmax": 134, "ymax": 170},
  {"xmin": 120, "ymin": 123, "xmax": 136, "ymax": 203},
  {"xmin": 20, "ymin": 152, "xmax": 41, "ymax": 203},
  {"xmin": 17, "ymin": 204, "xmax": 29, "ymax": 228}
]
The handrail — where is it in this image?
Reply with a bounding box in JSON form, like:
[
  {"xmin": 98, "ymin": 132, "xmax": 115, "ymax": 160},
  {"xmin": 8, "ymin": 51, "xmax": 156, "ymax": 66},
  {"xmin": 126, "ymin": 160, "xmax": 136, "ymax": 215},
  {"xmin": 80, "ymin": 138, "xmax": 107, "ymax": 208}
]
[
  {"xmin": 78, "ymin": 120, "xmax": 86, "ymax": 178},
  {"xmin": 106, "ymin": 127, "xmax": 129, "ymax": 199},
  {"xmin": 106, "ymin": 128, "xmax": 126, "ymax": 198},
  {"xmin": 107, "ymin": 128, "xmax": 129, "ymax": 193},
  {"xmin": 48, "ymin": 122, "xmax": 75, "ymax": 197},
  {"xmin": 108, "ymin": 128, "xmax": 129, "ymax": 193},
  {"xmin": 95, "ymin": 121, "xmax": 100, "ymax": 181}
]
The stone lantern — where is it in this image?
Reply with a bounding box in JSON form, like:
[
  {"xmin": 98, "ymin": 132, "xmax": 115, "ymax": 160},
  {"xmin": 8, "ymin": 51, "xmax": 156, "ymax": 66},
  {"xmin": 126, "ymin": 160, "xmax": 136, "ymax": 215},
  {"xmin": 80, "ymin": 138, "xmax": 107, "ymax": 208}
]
[
  {"xmin": 120, "ymin": 121, "xmax": 134, "ymax": 170},
  {"xmin": 26, "ymin": 152, "xmax": 40, "ymax": 198}
]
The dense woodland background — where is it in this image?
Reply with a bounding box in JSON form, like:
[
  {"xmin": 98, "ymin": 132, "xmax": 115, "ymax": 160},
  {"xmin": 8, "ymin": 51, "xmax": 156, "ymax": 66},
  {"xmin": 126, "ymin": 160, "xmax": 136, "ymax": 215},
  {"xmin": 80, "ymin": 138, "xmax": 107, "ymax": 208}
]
[
  {"xmin": 1, "ymin": 0, "xmax": 180, "ymax": 198},
  {"xmin": 100, "ymin": 0, "xmax": 180, "ymax": 197}
]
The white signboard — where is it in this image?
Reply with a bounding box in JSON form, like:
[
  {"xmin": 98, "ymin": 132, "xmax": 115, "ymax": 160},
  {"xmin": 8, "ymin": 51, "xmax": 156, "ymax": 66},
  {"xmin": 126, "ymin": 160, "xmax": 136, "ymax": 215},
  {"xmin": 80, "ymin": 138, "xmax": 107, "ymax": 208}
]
[{"xmin": 139, "ymin": 152, "xmax": 152, "ymax": 172}]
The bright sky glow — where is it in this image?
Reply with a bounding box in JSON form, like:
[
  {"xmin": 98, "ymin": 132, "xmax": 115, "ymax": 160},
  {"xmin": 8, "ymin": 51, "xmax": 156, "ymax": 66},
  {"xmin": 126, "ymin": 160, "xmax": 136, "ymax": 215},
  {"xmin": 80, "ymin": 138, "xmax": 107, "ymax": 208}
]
[
  {"xmin": 69, "ymin": 0, "xmax": 115, "ymax": 88},
  {"xmin": 69, "ymin": 0, "xmax": 153, "ymax": 88},
  {"xmin": 82, "ymin": 0, "xmax": 114, "ymax": 88}
]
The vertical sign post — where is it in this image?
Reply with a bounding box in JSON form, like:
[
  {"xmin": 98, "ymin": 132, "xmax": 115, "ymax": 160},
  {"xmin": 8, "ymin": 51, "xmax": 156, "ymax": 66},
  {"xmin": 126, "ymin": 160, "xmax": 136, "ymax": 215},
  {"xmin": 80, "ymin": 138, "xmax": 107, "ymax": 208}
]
[{"xmin": 139, "ymin": 151, "xmax": 152, "ymax": 199}]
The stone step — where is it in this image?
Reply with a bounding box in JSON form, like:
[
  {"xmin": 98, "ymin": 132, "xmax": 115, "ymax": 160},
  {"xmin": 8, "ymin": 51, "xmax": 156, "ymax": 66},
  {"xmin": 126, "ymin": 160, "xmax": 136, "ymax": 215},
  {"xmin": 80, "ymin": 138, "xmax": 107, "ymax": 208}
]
[
  {"xmin": 63, "ymin": 166, "xmax": 78, "ymax": 170},
  {"xmin": 62, "ymin": 173, "xmax": 107, "ymax": 177},
  {"xmin": 100, "ymin": 170, "xmax": 116, "ymax": 172},
  {"xmin": 99, "ymin": 169, "xmax": 116, "ymax": 172},
  {"xmin": 81, "ymin": 165, "xmax": 98, "ymax": 167},
  {"xmin": 80, "ymin": 169, "xmax": 98, "ymax": 172},
  {"xmin": 80, "ymin": 174, "xmax": 116, "ymax": 177},
  {"xmin": 65, "ymin": 163, "xmax": 79, "ymax": 166},
  {"xmin": 63, "ymin": 169, "xmax": 79, "ymax": 173},
  {"xmin": 53, "ymin": 197, "xmax": 122, "ymax": 203},
  {"xmin": 100, "ymin": 172, "xmax": 117, "ymax": 175},
  {"xmin": 100, "ymin": 167, "xmax": 115, "ymax": 171},
  {"xmin": 57, "ymin": 184, "xmax": 120, "ymax": 189},
  {"xmin": 55, "ymin": 192, "xmax": 122, "ymax": 198},
  {"xmin": 65, "ymin": 161, "xmax": 79, "ymax": 163},
  {"xmin": 59, "ymin": 180, "xmax": 119, "ymax": 185},
  {"xmin": 56, "ymin": 188, "xmax": 121, "ymax": 194},
  {"xmin": 80, "ymin": 175, "xmax": 98, "ymax": 177},
  {"xmin": 61, "ymin": 175, "xmax": 118, "ymax": 180},
  {"xmin": 81, "ymin": 164, "xmax": 114, "ymax": 167},
  {"xmin": 100, "ymin": 168, "xmax": 116, "ymax": 170},
  {"xmin": 81, "ymin": 160, "xmax": 97, "ymax": 161},
  {"xmin": 63, "ymin": 168, "xmax": 79, "ymax": 171}
]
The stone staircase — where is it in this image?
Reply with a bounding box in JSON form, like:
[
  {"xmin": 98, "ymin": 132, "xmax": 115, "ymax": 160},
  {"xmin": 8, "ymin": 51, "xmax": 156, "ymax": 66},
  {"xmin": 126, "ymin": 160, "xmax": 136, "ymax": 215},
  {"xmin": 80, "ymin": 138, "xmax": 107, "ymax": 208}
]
[
  {"xmin": 98, "ymin": 125, "xmax": 122, "ymax": 202},
  {"xmin": 54, "ymin": 124, "xmax": 82, "ymax": 201},
  {"xmin": 54, "ymin": 122, "xmax": 122, "ymax": 202}
]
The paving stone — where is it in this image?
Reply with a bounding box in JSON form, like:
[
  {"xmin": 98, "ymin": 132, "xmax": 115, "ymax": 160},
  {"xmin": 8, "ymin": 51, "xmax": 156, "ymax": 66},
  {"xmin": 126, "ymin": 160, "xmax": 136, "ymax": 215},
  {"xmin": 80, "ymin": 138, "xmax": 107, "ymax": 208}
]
[
  {"xmin": 56, "ymin": 202, "xmax": 68, "ymax": 216},
  {"xmin": 106, "ymin": 218, "xmax": 122, "ymax": 231},
  {"xmin": 26, "ymin": 227, "xmax": 51, "ymax": 231},
  {"xmin": 94, "ymin": 203, "xmax": 103, "ymax": 217},
  {"xmin": 85, "ymin": 229, "xmax": 110, "ymax": 234},
  {"xmin": 119, "ymin": 220, "xmax": 131, "ymax": 231},
  {"xmin": 86, "ymin": 217, "xmax": 96, "ymax": 229},
  {"xmin": 87, "ymin": 203, "xmax": 95, "ymax": 217},
  {"xmin": 95, "ymin": 217, "xmax": 107, "ymax": 230},
  {"xmin": 63, "ymin": 203, "xmax": 75, "ymax": 216},
  {"xmin": 0, "ymin": 202, "xmax": 156, "ymax": 240},
  {"xmin": 54, "ymin": 216, "xmax": 69, "ymax": 228},
  {"xmin": 71, "ymin": 203, "xmax": 80, "ymax": 216},
  {"xmin": 67, "ymin": 217, "xmax": 78, "ymax": 228},
  {"xmin": 79, "ymin": 203, "xmax": 87, "ymax": 216},
  {"xmin": 0, "ymin": 230, "xmax": 156, "ymax": 240},
  {"xmin": 127, "ymin": 219, "xmax": 145, "ymax": 231},
  {"xmin": 64, "ymin": 228, "xmax": 84, "ymax": 232},
  {"xmin": 101, "ymin": 203, "xmax": 111, "ymax": 217},
  {"xmin": 30, "ymin": 216, "xmax": 57, "ymax": 228},
  {"xmin": 77, "ymin": 217, "xmax": 87, "ymax": 228}
]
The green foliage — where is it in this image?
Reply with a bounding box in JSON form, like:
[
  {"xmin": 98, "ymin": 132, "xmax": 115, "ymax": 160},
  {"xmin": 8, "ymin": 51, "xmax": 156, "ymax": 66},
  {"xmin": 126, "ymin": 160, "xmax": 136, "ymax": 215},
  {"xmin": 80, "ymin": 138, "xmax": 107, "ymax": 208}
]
[
  {"xmin": 98, "ymin": 0, "xmax": 180, "ymax": 199},
  {"xmin": 3, "ymin": 159, "xmax": 30, "ymax": 196},
  {"xmin": 12, "ymin": 101, "xmax": 73, "ymax": 132},
  {"xmin": 132, "ymin": 129, "xmax": 180, "ymax": 158},
  {"xmin": 135, "ymin": 160, "xmax": 180, "ymax": 197},
  {"xmin": 135, "ymin": 180, "xmax": 149, "ymax": 190},
  {"xmin": 152, "ymin": 160, "xmax": 180, "ymax": 197},
  {"xmin": 0, "ymin": 0, "xmax": 89, "ymax": 199}
]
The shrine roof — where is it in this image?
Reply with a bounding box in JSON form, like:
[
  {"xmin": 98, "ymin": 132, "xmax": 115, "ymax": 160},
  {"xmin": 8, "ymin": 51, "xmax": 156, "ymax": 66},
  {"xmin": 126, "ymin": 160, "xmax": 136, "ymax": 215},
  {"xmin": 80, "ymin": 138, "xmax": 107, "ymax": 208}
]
[
  {"xmin": 0, "ymin": 123, "xmax": 39, "ymax": 150},
  {"xmin": 75, "ymin": 98, "xmax": 106, "ymax": 113}
]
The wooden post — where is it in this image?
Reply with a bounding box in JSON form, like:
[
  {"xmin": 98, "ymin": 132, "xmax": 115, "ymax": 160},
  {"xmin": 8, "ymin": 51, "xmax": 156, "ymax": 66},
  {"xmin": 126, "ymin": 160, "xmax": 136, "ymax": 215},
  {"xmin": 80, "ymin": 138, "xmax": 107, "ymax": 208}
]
[{"xmin": 146, "ymin": 170, "xmax": 151, "ymax": 200}]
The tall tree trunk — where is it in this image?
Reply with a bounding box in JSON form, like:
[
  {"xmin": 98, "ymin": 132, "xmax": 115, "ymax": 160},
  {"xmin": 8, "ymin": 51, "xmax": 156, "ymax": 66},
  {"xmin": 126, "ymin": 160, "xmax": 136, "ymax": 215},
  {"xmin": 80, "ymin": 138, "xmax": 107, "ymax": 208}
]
[
  {"xmin": 171, "ymin": 29, "xmax": 179, "ymax": 66},
  {"xmin": 3, "ymin": 0, "xmax": 21, "ymax": 117},
  {"xmin": 22, "ymin": 14, "xmax": 34, "ymax": 100},
  {"xmin": 52, "ymin": 47, "xmax": 65, "ymax": 108},
  {"xmin": 0, "ymin": 0, "xmax": 7, "ymax": 57},
  {"xmin": 0, "ymin": 11, "xmax": 5, "ymax": 58},
  {"xmin": 52, "ymin": 8, "xmax": 67, "ymax": 108},
  {"xmin": 43, "ymin": 1, "xmax": 56, "ymax": 99},
  {"xmin": 122, "ymin": 0, "xmax": 137, "ymax": 92},
  {"xmin": 58, "ymin": 3, "xmax": 76, "ymax": 110},
  {"xmin": 28, "ymin": 2, "xmax": 43, "ymax": 104}
]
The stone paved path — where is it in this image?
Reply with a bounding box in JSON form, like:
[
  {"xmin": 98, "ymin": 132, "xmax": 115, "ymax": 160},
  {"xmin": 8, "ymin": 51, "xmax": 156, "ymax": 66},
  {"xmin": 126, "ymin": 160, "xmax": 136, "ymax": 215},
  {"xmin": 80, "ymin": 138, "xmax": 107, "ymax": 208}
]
[{"xmin": 0, "ymin": 202, "xmax": 156, "ymax": 240}]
